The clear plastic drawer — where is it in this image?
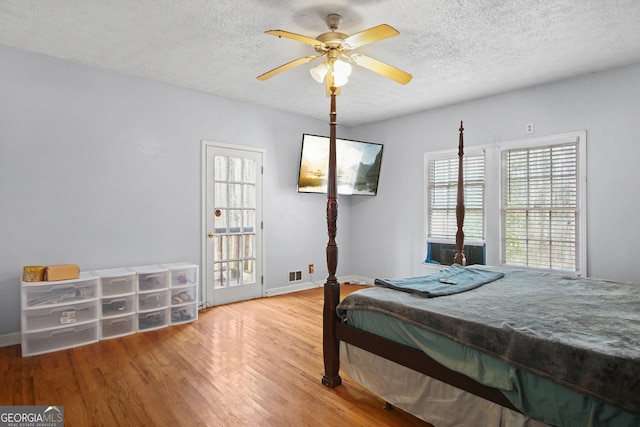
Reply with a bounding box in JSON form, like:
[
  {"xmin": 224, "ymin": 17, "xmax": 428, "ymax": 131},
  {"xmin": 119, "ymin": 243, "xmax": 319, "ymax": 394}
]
[
  {"xmin": 163, "ymin": 263, "xmax": 199, "ymax": 287},
  {"xmin": 95, "ymin": 268, "xmax": 136, "ymax": 296},
  {"xmin": 23, "ymin": 300, "xmax": 98, "ymax": 332},
  {"xmin": 170, "ymin": 302, "xmax": 198, "ymax": 325},
  {"xmin": 22, "ymin": 275, "xmax": 98, "ymax": 308},
  {"xmin": 101, "ymin": 314, "xmax": 136, "ymax": 339},
  {"xmin": 22, "ymin": 322, "xmax": 98, "ymax": 357},
  {"xmin": 101, "ymin": 294, "xmax": 136, "ymax": 317},
  {"xmin": 131, "ymin": 266, "xmax": 170, "ymax": 292},
  {"xmin": 138, "ymin": 290, "xmax": 169, "ymax": 311},
  {"xmin": 137, "ymin": 309, "xmax": 168, "ymax": 331},
  {"xmin": 170, "ymin": 285, "xmax": 197, "ymax": 306}
]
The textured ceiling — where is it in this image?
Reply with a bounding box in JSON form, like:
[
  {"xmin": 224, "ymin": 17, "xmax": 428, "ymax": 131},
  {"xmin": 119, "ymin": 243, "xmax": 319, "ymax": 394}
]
[{"xmin": 1, "ymin": 1, "xmax": 640, "ymax": 126}]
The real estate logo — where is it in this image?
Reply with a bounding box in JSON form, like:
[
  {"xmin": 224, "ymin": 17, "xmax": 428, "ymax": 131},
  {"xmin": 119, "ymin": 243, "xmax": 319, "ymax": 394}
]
[{"xmin": 0, "ymin": 405, "xmax": 64, "ymax": 427}]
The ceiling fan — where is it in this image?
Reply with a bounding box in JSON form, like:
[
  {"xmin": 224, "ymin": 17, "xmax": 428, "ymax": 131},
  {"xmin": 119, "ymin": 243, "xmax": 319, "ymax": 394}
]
[{"xmin": 257, "ymin": 14, "xmax": 412, "ymax": 93}]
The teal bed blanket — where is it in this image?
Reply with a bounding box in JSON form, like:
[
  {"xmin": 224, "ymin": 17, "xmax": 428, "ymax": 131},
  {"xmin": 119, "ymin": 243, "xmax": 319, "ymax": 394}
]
[
  {"xmin": 374, "ymin": 264, "xmax": 504, "ymax": 297},
  {"xmin": 342, "ymin": 307, "xmax": 640, "ymax": 427},
  {"xmin": 337, "ymin": 266, "xmax": 640, "ymax": 426}
]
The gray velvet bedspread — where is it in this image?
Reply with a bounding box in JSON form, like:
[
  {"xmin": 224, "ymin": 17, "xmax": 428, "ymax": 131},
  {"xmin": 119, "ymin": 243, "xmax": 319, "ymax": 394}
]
[{"xmin": 336, "ymin": 266, "xmax": 640, "ymax": 416}]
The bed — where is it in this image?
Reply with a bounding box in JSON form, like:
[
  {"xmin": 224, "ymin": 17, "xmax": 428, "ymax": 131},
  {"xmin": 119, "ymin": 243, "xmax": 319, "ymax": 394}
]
[{"xmin": 319, "ymin": 117, "xmax": 640, "ymax": 427}]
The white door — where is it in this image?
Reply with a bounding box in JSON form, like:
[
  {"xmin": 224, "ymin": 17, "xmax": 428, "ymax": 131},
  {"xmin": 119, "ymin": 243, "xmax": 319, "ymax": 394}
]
[{"xmin": 202, "ymin": 142, "xmax": 264, "ymax": 306}]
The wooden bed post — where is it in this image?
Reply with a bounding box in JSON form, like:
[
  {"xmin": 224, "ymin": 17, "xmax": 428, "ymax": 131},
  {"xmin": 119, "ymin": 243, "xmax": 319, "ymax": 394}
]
[
  {"xmin": 322, "ymin": 85, "xmax": 342, "ymax": 388},
  {"xmin": 453, "ymin": 121, "xmax": 466, "ymax": 266}
]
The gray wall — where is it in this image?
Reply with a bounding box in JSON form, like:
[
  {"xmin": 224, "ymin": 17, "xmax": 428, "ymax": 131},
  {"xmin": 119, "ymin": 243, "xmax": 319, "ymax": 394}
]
[
  {"xmin": 0, "ymin": 45, "xmax": 353, "ymax": 335},
  {"xmin": 350, "ymin": 62, "xmax": 640, "ymax": 283},
  {"xmin": 2, "ymin": 43, "xmax": 639, "ymax": 338}
]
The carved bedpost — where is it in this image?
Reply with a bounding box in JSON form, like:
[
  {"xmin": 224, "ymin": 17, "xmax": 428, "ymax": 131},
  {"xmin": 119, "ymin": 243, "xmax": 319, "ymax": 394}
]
[
  {"xmin": 453, "ymin": 121, "xmax": 466, "ymax": 266},
  {"xmin": 322, "ymin": 86, "xmax": 342, "ymax": 388}
]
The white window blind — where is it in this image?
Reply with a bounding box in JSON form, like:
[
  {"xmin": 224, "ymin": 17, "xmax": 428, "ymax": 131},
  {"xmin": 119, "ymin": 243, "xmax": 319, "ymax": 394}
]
[
  {"xmin": 502, "ymin": 142, "xmax": 578, "ymax": 271},
  {"xmin": 428, "ymin": 153, "xmax": 485, "ymax": 241}
]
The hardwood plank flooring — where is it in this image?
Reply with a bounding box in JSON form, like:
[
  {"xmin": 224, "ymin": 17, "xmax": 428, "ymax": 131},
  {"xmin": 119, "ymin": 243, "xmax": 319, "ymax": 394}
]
[{"xmin": 0, "ymin": 285, "xmax": 433, "ymax": 426}]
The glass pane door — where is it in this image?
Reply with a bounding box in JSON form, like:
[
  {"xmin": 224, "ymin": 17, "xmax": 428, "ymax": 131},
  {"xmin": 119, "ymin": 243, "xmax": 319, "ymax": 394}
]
[{"xmin": 204, "ymin": 144, "xmax": 263, "ymax": 305}]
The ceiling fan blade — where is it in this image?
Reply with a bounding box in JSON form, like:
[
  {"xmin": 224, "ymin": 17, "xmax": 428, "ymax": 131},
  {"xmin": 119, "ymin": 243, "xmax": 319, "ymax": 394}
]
[
  {"xmin": 342, "ymin": 24, "xmax": 399, "ymax": 49},
  {"xmin": 257, "ymin": 56, "xmax": 318, "ymax": 81},
  {"xmin": 265, "ymin": 30, "xmax": 325, "ymax": 49},
  {"xmin": 350, "ymin": 54, "xmax": 412, "ymax": 85}
]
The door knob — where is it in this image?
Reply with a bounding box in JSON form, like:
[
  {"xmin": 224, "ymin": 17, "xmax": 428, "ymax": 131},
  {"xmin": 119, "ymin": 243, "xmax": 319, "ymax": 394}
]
[{"xmin": 208, "ymin": 232, "xmax": 214, "ymax": 238}]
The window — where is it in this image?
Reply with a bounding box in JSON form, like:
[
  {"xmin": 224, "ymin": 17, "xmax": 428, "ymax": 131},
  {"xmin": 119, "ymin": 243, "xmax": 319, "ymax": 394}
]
[
  {"xmin": 427, "ymin": 152, "xmax": 485, "ymax": 240},
  {"xmin": 424, "ymin": 131, "xmax": 586, "ymax": 275},
  {"xmin": 502, "ymin": 141, "xmax": 581, "ymax": 272},
  {"xmin": 425, "ymin": 150, "xmax": 485, "ymax": 264}
]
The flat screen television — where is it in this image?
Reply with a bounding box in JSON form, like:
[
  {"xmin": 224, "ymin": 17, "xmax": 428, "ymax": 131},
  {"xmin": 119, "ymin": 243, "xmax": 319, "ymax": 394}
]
[{"xmin": 297, "ymin": 134, "xmax": 384, "ymax": 196}]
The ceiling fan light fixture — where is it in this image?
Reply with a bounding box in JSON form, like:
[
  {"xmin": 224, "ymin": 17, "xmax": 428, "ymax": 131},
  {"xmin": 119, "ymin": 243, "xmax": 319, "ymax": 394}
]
[
  {"xmin": 310, "ymin": 58, "xmax": 352, "ymax": 86},
  {"xmin": 333, "ymin": 59, "xmax": 352, "ymax": 77},
  {"xmin": 310, "ymin": 62, "xmax": 330, "ymax": 83},
  {"xmin": 331, "ymin": 59, "xmax": 351, "ymax": 87},
  {"xmin": 331, "ymin": 73, "xmax": 349, "ymax": 87}
]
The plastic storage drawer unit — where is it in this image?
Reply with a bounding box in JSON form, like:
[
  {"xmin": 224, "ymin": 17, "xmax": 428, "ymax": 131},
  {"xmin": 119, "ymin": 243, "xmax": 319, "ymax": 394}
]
[
  {"xmin": 101, "ymin": 314, "xmax": 136, "ymax": 339},
  {"xmin": 22, "ymin": 322, "xmax": 99, "ymax": 357},
  {"xmin": 131, "ymin": 266, "xmax": 170, "ymax": 292},
  {"xmin": 22, "ymin": 274, "xmax": 98, "ymax": 308},
  {"xmin": 164, "ymin": 262, "xmax": 199, "ymax": 287},
  {"xmin": 170, "ymin": 302, "xmax": 198, "ymax": 325},
  {"xmin": 23, "ymin": 300, "xmax": 98, "ymax": 332},
  {"xmin": 20, "ymin": 262, "xmax": 200, "ymax": 356},
  {"xmin": 95, "ymin": 268, "xmax": 137, "ymax": 296},
  {"xmin": 101, "ymin": 294, "xmax": 136, "ymax": 317},
  {"xmin": 137, "ymin": 308, "xmax": 168, "ymax": 331},
  {"xmin": 138, "ymin": 290, "xmax": 169, "ymax": 311},
  {"xmin": 170, "ymin": 285, "xmax": 197, "ymax": 306}
]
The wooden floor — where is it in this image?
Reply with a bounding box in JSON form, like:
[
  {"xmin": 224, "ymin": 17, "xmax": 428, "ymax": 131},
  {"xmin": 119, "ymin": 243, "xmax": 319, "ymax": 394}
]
[{"xmin": 0, "ymin": 285, "xmax": 433, "ymax": 427}]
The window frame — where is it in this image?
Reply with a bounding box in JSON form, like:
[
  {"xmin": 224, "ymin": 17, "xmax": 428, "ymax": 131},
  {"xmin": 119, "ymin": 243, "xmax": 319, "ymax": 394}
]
[
  {"xmin": 424, "ymin": 147, "xmax": 487, "ymax": 257},
  {"xmin": 424, "ymin": 130, "xmax": 587, "ymax": 275},
  {"xmin": 497, "ymin": 131, "xmax": 587, "ymax": 275}
]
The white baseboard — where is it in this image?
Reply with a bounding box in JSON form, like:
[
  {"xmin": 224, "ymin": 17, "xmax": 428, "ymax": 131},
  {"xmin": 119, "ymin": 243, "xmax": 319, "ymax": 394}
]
[
  {"xmin": 0, "ymin": 331, "xmax": 21, "ymax": 348},
  {"xmin": 265, "ymin": 280, "xmax": 322, "ymax": 297},
  {"xmin": 265, "ymin": 275, "xmax": 374, "ymax": 297}
]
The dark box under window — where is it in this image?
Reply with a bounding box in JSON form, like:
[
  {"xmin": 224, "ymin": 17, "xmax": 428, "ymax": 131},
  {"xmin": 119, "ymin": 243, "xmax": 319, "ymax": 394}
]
[{"xmin": 426, "ymin": 242, "xmax": 485, "ymax": 266}]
